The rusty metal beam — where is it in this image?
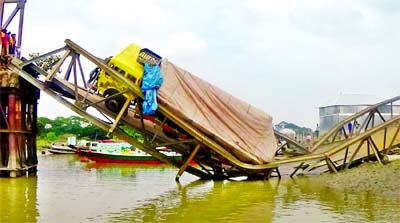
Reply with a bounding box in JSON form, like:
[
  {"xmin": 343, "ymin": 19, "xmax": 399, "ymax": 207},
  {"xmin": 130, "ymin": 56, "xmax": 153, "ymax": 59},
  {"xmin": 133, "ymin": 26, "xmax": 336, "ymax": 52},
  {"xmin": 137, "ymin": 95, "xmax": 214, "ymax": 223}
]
[
  {"xmin": 345, "ymin": 139, "xmax": 366, "ymax": 169},
  {"xmin": 72, "ymin": 55, "xmax": 79, "ymax": 102},
  {"xmin": 16, "ymin": 0, "xmax": 24, "ymax": 57},
  {"xmin": 2, "ymin": 5, "xmax": 18, "ymax": 29},
  {"xmin": 108, "ymin": 96, "xmax": 133, "ymax": 135},
  {"xmin": 341, "ymin": 147, "xmax": 349, "ymax": 170},
  {"xmin": 76, "ymin": 55, "xmax": 87, "ymax": 88},
  {"xmin": 46, "ymin": 49, "xmax": 71, "ymax": 82},
  {"xmin": 0, "ymin": 0, "xmax": 4, "ymax": 33},
  {"xmin": 377, "ymin": 109, "xmax": 386, "ymax": 122},
  {"xmin": 384, "ymin": 124, "xmax": 400, "ymax": 156},
  {"xmin": 0, "ymin": 129, "xmax": 31, "ymax": 134},
  {"xmin": 325, "ymin": 157, "xmax": 338, "ymax": 173},
  {"xmin": 63, "ymin": 53, "xmax": 76, "ymax": 80},
  {"xmin": 176, "ymin": 143, "xmax": 201, "ymax": 182},
  {"xmin": 368, "ymin": 137, "xmax": 383, "ymax": 166},
  {"xmin": 156, "ymin": 139, "xmax": 195, "ymax": 147},
  {"xmin": 290, "ymin": 162, "xmax": 304, "ymax": 178}
]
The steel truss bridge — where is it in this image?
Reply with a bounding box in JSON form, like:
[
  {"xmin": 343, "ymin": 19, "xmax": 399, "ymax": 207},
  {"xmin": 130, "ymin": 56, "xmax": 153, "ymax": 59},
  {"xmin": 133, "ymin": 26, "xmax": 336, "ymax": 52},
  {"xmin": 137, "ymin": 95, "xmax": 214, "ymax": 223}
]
[{"xmin": 8, "ymin": 39, "xmax": 400, "ymax": 181}]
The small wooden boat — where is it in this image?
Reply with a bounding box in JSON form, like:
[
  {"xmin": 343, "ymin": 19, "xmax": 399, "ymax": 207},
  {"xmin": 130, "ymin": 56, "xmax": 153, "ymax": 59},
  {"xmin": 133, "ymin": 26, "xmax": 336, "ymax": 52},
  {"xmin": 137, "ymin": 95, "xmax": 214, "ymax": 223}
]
[
  {"xmin": 48, "ymin": 142, "xmax": 77, "ymax": 154},
  {"xmin": 85, "ymin": 141, "xmax": 182, "ymax": 164}
]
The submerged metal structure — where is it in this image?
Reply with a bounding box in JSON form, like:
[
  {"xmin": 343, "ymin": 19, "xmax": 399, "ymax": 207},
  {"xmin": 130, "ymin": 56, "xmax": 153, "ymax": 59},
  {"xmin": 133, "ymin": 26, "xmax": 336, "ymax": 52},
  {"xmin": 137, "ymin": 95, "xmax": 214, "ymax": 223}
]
[
  {"xmin": 6, "ymin": 38, "xmax": 400, "ymax": 180},
  {"xmin": 0, "ymin": 0, "xmax": 37, "ymax": 177}
]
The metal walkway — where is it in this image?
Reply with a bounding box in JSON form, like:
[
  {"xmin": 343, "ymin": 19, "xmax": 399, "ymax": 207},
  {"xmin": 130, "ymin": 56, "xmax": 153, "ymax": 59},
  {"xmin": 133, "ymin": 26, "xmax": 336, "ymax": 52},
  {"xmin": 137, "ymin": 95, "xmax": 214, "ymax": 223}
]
[{"xmin": 10, "ymin": 39, "xmax": 400, "ymax": 180}]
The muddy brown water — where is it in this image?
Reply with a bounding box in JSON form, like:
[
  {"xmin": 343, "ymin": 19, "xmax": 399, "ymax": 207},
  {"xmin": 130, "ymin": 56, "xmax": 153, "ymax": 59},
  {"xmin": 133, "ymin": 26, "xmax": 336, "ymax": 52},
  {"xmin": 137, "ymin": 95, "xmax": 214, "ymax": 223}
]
[{"xmin": 0, "ymin": 154, "xmax": 399, "ymax": 223}]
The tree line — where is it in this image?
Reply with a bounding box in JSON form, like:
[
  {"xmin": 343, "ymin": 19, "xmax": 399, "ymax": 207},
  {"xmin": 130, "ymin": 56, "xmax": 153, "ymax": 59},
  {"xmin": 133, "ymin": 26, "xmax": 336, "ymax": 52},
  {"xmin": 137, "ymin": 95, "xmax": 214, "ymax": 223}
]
[{"xmin": 37, "ymin": 116, "xmax": 108, "ymax": 141}]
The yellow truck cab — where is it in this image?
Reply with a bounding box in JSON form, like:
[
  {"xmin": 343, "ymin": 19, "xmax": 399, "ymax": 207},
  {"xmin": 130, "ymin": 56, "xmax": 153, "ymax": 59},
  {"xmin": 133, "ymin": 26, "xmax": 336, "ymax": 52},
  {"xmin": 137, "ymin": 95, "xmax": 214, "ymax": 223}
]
[{"xmin": 90, "ymin": 43, "xmax": 162, "ymax": 113}]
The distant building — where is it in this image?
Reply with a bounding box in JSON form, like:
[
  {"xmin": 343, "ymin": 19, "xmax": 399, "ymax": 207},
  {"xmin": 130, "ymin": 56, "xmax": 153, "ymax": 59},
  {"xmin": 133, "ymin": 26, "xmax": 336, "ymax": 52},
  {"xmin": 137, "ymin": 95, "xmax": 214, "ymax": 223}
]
[
  {"xmin": 274, "ymin": 121, "xmax": 288, "ymax": 131},
  {"xmin": 274, "ymin": 121, "xmax": 313, "ymax": 142},
  {"xmin": 318, "ymin": 93, "xmax": 400, "ymax": 134},
  {"xmin": 279, "ymin": 128, "xmax": 296, "ymax": 139}
]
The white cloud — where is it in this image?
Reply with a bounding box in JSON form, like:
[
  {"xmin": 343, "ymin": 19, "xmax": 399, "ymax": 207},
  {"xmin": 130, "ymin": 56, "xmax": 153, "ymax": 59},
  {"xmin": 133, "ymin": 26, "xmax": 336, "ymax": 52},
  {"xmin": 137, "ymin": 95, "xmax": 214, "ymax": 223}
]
[
  {"xmin": 13, "ymin": 0, "xmax": 400, "ymax": 127},
  {"xmin": 23, "ymin": 24, "xmax": 84, "ymax": 55},
  {"xmin": 163, "ymin": 32, "xmax": 208, "ymax": 57},
  {"xmin": 38, "ymin": 95, "xmax": 78, "ymax": 118},
  {"xmin": 87, "ymin": 0, "xmax": 167, "ymax": 27},
  {"xmin": 243, "ymin": 0, "xmax": 297, "ymax": 16}
]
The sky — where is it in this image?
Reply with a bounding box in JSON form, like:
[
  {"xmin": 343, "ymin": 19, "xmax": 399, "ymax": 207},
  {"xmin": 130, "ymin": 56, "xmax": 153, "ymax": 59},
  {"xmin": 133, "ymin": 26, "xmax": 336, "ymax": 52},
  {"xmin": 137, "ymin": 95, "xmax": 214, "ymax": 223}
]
[{"xmin": 4, "ymin": 0, "xmax": 400, "ymax": 128}]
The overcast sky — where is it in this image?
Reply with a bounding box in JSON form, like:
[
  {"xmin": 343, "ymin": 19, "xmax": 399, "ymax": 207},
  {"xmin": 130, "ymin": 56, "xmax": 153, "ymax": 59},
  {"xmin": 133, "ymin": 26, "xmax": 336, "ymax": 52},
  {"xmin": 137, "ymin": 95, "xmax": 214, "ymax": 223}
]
[{"xmin": 5, "ymin": 0, "xmax": 400, "ymax": 128}]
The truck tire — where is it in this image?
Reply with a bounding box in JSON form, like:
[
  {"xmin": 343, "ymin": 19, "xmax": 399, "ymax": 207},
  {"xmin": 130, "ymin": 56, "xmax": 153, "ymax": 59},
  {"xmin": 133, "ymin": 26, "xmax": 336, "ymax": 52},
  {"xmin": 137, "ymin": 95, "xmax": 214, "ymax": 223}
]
[{"xmin": 104, "ymin": 89, "xmax": 126, "ymax": 114}]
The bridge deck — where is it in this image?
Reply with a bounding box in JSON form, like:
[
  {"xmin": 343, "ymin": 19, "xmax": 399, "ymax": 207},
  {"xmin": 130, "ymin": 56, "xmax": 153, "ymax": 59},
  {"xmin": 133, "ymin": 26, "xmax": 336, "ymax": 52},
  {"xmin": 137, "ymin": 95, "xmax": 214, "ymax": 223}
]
[{"xmin": 9, "ymin": 39, "xmax": 400, "ymax": 180}]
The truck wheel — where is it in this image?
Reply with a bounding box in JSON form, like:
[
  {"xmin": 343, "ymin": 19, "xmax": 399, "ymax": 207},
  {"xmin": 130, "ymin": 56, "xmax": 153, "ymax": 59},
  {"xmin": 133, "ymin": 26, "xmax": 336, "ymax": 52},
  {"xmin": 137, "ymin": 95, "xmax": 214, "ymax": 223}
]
[{"xmin": 104, "ymin": 89, "xmax": 126, "ymax": 113}]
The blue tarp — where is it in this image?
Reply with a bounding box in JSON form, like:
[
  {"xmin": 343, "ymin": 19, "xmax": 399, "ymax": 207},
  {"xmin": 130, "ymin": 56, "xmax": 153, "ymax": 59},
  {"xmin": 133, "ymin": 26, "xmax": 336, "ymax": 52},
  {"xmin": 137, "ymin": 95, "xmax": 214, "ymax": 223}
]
[{"xmin": 141, "ymin": 63, "xmax": 164, "ymax": 115}]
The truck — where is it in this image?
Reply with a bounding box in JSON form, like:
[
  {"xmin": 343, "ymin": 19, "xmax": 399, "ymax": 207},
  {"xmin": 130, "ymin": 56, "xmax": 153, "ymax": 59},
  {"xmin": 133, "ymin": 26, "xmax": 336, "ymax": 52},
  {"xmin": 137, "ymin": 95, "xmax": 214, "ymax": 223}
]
[{"xmin": 88, "ymin": 43, "xmax": 162, "ymax": 113}]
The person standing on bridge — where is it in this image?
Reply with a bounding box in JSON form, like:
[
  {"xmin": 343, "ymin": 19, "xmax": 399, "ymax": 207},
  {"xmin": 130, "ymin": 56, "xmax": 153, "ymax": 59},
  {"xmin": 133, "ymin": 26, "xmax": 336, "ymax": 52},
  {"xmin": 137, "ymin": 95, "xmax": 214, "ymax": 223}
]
[
  {"xmin": 0, "ymin": 29, "xmax": 9, "ymax": 69},
  {"xmin": 9, "ymin": 33, "xmax": 16, "ymax": 56},
  {"xmin": 314, "ymin": 123, "xmax": 320, "ymax": 138},
  {"xmin": 348, "ymin": 122, "xmax": 353, "ymax": 137},
  {"xmin": 1, "ymin": 29, "xmax": 9, "ymax": 56}
]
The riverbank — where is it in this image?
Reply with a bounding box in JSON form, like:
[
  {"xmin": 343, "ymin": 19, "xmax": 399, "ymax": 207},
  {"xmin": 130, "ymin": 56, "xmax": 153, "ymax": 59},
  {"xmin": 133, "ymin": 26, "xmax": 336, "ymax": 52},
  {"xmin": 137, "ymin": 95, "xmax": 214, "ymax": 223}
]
[
  {"xmin": 37, "ymin": 139, "xmax": 51, "ymax": 151},
  {"xmin": 315, "ymin": 160, "xmax": 400, "ymax": 199}
]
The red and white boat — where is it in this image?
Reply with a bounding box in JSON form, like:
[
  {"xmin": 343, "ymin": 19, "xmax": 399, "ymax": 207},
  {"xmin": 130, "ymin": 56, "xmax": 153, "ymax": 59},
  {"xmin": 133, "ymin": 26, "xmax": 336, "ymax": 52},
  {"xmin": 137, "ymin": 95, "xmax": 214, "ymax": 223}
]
[{"xmin": 78, "ymin": 140, "xmax": 182, "ymax": 164}]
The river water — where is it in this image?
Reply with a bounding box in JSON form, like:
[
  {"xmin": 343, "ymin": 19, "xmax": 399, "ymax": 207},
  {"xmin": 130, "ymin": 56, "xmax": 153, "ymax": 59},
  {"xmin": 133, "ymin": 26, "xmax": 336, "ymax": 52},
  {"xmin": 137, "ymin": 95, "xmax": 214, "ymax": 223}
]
[{"xmin": 0, "ymin": 153, "xmax": 399, "ymax": 223}]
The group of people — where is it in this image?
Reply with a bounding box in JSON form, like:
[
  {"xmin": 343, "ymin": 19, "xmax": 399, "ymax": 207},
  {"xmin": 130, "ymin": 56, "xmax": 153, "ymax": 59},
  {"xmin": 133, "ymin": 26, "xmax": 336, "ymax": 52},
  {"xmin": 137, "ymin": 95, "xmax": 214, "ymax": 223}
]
[{"xmin": 1, "ymin": 29, "xmax": 17, "ymax": 69}]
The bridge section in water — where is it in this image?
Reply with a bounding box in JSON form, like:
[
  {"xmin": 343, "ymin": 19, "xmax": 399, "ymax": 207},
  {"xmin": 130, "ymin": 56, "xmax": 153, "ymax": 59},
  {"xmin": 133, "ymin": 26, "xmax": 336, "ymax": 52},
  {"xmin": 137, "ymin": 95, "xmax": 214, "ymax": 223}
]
[{"xmin": 4, "ymin": 39, "xmax": 400, "ymax": 180}]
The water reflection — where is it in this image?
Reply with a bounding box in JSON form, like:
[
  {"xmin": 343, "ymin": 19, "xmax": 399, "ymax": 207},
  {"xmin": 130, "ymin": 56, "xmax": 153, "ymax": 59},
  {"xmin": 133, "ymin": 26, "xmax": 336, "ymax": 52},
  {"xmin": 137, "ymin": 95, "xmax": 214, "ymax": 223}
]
[
  {"xmin": 0, "ymin": 154, "xmax": 399, "ymax": 223},
  {"xmin": 277, "ymin": 177, "xmax": 400, "ymax": 222},
  {"xmin": 0, "ymin": 176, "xmax": 39, "ymax": 223},
  {"xmin": 36, "ymin": 154, "xmax": 191, "ymax": 223},
  {"xmin": 104, "ymin": 180, "xmax": 278, "ymax": 222}
]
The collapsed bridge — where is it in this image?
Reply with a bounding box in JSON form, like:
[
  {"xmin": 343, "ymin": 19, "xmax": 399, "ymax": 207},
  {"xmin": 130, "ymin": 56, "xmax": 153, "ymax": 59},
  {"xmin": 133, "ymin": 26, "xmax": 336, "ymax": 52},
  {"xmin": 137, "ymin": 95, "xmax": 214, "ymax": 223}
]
[{"xmin": 2, "ymin": 39, "xmax": 399, "ymax": 180}]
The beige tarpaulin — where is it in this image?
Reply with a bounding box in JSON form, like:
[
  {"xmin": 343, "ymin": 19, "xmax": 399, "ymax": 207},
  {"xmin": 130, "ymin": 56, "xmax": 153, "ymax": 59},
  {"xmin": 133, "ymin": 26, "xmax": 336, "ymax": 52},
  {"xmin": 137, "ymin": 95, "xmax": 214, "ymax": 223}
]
[{"xmin": 158, "ymin": 61, "xmax": 277, "ymax": 164}]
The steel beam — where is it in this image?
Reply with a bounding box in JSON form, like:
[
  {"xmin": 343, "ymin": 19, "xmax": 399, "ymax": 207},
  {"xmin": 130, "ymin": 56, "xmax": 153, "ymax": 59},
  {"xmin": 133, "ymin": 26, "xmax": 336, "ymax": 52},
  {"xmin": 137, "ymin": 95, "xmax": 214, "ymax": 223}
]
[{"xmin": 176, "ymin": 143, "xmax": 201, "ymax": 182}]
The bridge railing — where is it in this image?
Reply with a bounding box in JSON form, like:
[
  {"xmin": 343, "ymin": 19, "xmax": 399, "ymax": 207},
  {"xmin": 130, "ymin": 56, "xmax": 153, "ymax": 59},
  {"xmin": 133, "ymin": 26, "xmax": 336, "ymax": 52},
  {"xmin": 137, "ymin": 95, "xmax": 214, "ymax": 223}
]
[
  {"xmin": 311, "ymin": 96, "xmax": 400, "ymax": 153},
  {"xmin": 290, "ymin": 96, "xmax": 400, "ymax": 175}
]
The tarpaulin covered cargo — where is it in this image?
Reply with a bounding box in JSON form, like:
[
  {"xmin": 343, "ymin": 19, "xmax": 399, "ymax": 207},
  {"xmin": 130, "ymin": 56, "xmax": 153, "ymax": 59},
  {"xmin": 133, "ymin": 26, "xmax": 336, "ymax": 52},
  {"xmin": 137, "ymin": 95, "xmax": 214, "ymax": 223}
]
[{"xmin": 158, "ymin": 60, "xmax": 277, "ymax": 165}]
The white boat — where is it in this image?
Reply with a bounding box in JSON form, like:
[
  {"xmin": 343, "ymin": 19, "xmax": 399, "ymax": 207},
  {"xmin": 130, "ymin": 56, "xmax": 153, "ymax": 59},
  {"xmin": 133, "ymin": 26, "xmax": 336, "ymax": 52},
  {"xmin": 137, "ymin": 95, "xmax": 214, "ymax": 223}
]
[
  {"xmin": 48, "ymin": 142, "xmax": 77, "ymax": 154},
  {"xmin": 83, "ymin": 140, "xmax": 182, "ymax": 164}
]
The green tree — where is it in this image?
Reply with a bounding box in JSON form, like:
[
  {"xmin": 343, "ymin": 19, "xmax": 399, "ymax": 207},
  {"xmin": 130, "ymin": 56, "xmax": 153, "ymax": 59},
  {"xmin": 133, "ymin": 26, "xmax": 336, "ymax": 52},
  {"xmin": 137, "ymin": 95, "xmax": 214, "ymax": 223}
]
[
  {"xmin": 46, "ymin": 132, "xmax": 57, "ymax": 141},
  {"xmin": 37, "ymin": 117, "xmax": 52, "ymax": 137},
  {"xmin": 37, "ymin": 116, "xmax": 108, "ymax": 140},
  {"xmin": 37, "ymin": 116, "xmax": 144, "ymax": 141}
]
